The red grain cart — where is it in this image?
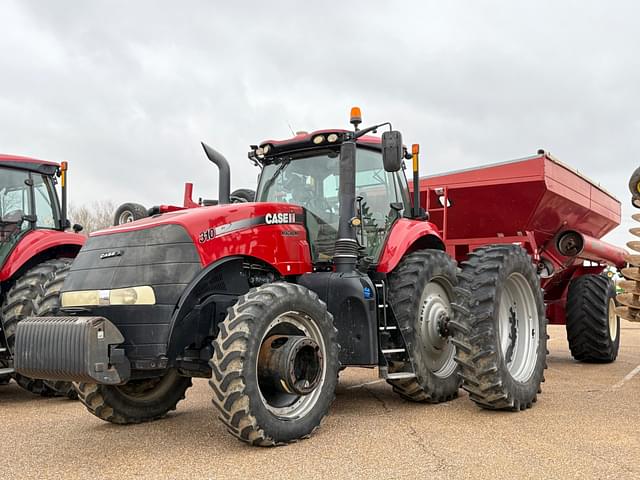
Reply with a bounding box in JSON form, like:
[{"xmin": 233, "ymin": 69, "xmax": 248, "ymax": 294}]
[{"xmin": 420, "ymin": 152, "xmax": 625, "ymax": 362}]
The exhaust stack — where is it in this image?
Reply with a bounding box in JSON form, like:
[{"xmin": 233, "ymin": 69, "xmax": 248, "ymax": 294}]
[{"xmin": 201, "ymin": 142, "xmax": 231, "ymax": 205}]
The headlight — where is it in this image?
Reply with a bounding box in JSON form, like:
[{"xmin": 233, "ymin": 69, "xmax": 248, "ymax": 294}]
[{"xmin": 61, "ymin": 286, "xmax": 156, "ymax": 307}]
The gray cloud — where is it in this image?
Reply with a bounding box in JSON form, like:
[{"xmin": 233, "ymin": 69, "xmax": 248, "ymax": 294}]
[{"xmin": 0, "ymin": 0, "xmax": 637, "ymax": 245}]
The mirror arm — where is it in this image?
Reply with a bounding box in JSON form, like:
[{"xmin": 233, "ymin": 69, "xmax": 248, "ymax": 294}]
[{"xmin": 353, "ymin": 122, "xmax": 392, "ymax": 139}]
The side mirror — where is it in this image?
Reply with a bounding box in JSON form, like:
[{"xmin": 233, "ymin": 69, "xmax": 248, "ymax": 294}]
[
  {"xmin": 72, "ymin": 223, "xmax": 83, "ymax": 233},
  {"xmin": 382, "ymin": 131, "xmax": 403, "ymax": 172}
]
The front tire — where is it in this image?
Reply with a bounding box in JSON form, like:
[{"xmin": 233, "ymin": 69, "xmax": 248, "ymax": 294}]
[
  {"xmin": 386, "ymin": 249, "xmax": 460, "ymax": 402},
  {"xmin": 452, "ymin": 245, "xmax": 547, "ymax": 411},
  {"xmin": 566, "ymin": 274, "xmax": 619, "ymax": 363},
  {"xmin": 209, "ymin": 282, "xmax": 339, "ymax": 446},
  {"xmin": 76, "ymin": 370, "xmax": 192, "ymax": 424},
  {"xmin": 1, "ymin": 258, "xmax": 73, "ymax": 396}
]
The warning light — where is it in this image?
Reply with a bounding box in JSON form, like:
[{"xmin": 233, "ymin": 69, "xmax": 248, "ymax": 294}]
[{"xmin": 350, "ymin": 107, "xmax": 362, "ymax": 128}]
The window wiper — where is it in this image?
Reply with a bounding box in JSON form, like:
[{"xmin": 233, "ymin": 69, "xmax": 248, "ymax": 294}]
[{"xmin": 261, "ymin": 159, "xmax": 291, "ymax": 197}]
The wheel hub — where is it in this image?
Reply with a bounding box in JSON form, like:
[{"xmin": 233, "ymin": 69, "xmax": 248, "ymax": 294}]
[
  {"xmin": 419, "ymin": 280, "xmax": 457, "ymax": 378},
  {"xmin": 498, "ymin": 273, "xmax": 538, "ymax": 382},
  {"xmin": 258, "ymin": 335, "xmax": 323, "ymax": 396}
]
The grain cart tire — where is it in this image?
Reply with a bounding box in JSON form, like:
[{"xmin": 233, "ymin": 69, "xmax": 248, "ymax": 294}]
[
  {"xmin": 76, "ymin": 370, "xmax": 192, "ymax": 424},
  {"xmin": 1, "ymin": 258, "xmax": 74, "ymax": 396},
  {"xmin": 113, "ymin": 202, "xmax": 148, "ymax": 225},
  {"xmin": 34, "ymin": 262, "xmax": 78, "ymax": 399},
  {"xmin": 230, "ymin": 188, "xmax": 255, "ymax": 203},
  {"xmin": 386, "ymin": 249, "xmax": 460, "ymax": 402},
  {"xmin": 209, "ymin": 282, "xmax": 339, "ymax": 446},
  {"xmin": 451, "ymin": 245, "xmax": 547, "ymax": 411},
  {"xmin": 566, "ymin": 274, "xmax": 619, "ymax": 363}
]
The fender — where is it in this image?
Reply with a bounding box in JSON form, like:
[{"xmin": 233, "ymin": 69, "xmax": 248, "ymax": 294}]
[
  {"xmin": 166, "ymin": 256, "xmax": 270, "ymax": 360},
  {"xmin": 376, "ymin": 218, "xmax": 445, "ymax": 273},
  {"xmin": 0, "ymin": 230, "xmax": 85, "ymax": 282}
]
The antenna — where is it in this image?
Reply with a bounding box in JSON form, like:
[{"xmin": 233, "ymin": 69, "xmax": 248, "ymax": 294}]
[{"xmin": 287, "ymin": 122, "xmax": 295, "ymax": 136}]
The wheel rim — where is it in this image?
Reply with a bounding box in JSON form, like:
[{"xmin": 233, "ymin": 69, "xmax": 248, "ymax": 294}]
[
  {"xmin": 608, "ymin": 298, "xmax": 618, "ymax": 341},
  {"xmin": 498, "ymin": 272, "xmax": 539, "ymax": 382},
  {"xmin": 418, "ymin": 278, "xmax": 457, "ymax": 378},
  {"xmin": 118, "ymin": 210, "xmax": 134, "ymax": 224},
  {"xmin": 256, "ymin": 311, "xmax": 326, "ymax": 419}
]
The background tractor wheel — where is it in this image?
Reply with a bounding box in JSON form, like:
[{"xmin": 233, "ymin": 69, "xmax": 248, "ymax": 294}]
[
  {"xmin": 34, "ymin": 263, "xmax": 78, "ymax": 399},
  {"xmin": 386, "ymin": 249, "xmax": 460, "ymax": 402},
  {"xmin": 452, "ymin": 245, "xmax": 547, "ymax": 411},
  {"xmin": 566, "ymin": 274, "xmax": 619, "ymax": 363},
  {"xmin": 628, "ymin": 166, "xmax": 640, "ymax": 208},
  {"xmin": 230, "ymin": 188, "xmax": 255, "ymax": 203},
  {"xmin": 1, "ymin": 258, "xmax": 73, "ymax": 396},
  {"xmin": 76, "ymin": 370, "xmax": 192, "ymax": 424},
  {"xmin": 209, "ymin": 282, "xmax": 339, "ymax": 446},
  {"xmin": 113, "ymin": 202, "xmax": 148, "ymax": 225}
]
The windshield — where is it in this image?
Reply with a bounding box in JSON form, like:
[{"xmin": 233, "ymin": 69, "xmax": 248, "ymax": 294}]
[
  {"xmin": 0, "ymin": 166, "xmax": 59, "ymax": 267},
  {"xmin": 257, "ymin": 148, "xmax": 406, "ymax": 262}
]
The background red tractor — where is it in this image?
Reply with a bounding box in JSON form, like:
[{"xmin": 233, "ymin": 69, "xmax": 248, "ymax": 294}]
[{"xmin": 0, "ymin": 154, "xmax": 84, "ymax": 396}]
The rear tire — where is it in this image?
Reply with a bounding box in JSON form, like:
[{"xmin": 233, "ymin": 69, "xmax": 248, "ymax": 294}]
[
  {"xmin": 76, "ymin": 370, "xmax": 192, "ymax": 424},
  {"xmin": 209, "ymin": 282, "xmax": 339, "ymax": 446},
  {"xmin": 113, "ymin": 202, "xmax": 147, "ymax": 225},
  {"xmin": 566, "ymin": 274, "xmax": 619, "ymax": 363},
  {"xmin": 1, "ymin": 258, "xmax": 73, "ymax": 396},
  {"xmin": 451, "ymin": 245, "xmax": 547, "ymax": 411},
  {"xmin": 386, "ymin": 249, "xmax": 460, "ymax": 402}
]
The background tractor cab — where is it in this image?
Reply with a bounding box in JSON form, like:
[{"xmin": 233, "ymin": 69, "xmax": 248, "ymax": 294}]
[{"xmin": 0, "ymin": 154, "xmax": 84, "ymax": 396}]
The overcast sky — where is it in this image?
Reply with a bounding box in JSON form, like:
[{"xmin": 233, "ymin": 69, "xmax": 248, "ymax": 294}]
[{"xmin": 0, "ymin": 1, "xmax": 637, "ymax": 246}]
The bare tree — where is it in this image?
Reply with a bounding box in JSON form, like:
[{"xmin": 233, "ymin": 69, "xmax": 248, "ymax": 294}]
[{"xmin": 69, "ymin": 200, "xmax": 117, "ymax": 234}]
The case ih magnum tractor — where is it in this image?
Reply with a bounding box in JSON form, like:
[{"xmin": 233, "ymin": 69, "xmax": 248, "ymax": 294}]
[
  {"xmin": 0, "ymin": 154, "xmax": 84, "ymax": 396},
  {"xmin": 15, "ymin": 110, "xmax": 549, "ymax": 445}
]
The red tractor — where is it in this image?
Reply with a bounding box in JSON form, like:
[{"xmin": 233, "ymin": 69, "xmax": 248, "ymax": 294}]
[
  {"xmin": 0, "ymin": 154, "xmax": 85, "ymax": 396},
  {"xmin": 15, "ymin": 109, "xmax": 594, "ymax": 446}
]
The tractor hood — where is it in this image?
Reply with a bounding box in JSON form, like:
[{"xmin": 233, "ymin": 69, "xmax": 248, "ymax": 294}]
[{"xmin": 90, "ymin": 202, "xmax": 312, "ymax": 276}]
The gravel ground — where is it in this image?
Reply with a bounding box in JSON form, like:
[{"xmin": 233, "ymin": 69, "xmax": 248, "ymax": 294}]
[{"xmin": 1, "ymin": 322, "xmax": 639, "ymax": 480}]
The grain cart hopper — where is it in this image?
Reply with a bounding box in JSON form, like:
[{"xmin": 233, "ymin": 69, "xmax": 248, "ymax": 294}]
[
  {"xmin": 0, "ymin": 154, "xmax": 84, "ymax": 397},
  {"xmin": 15, "ymin": 109, "xmax": 549, "ymax": 446},
  {"xmin": 420, "ymin": 152, "xmax": 626, "ymax": 369}
]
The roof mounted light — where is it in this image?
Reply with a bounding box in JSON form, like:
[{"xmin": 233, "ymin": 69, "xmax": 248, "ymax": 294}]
[
  {"xmin": 327, "ymin": 133, "xmax": 338, "ymax": 143},
  {"xmin": 350, "ymin": 106, "xmax": 362, "ymax": 130},
  {"xmin": 262, "ymin": 144, "xmax": 271, "ymax": 154},
  {"xmin": 313, "ymin": 135, "xmax": 325, "ymax": 145},
  {"xmin": 255, "ymin": 147, "xmax": 265, "ymax": 159}
]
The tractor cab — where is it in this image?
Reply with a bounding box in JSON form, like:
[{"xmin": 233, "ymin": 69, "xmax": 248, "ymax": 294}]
[
  {"xmin": 0, "ymin": 155, "xmax": 71, "ymax": 267},
  {"xmin": 252, "ymin": 120, "xmax": 414, "ymax": 266}
]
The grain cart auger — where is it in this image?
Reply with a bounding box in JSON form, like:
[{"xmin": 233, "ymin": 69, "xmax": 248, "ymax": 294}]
[
  {"xmin": 0, "ymin": 154, "xmax": 85, "ymax": 397},
  {"xmin": 616, "ymin": 166, "xmax": 640, "ymax": 322},
  {"xmin": 14, "ymin": 108, "xmax": 547, "ymax": 446}
]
